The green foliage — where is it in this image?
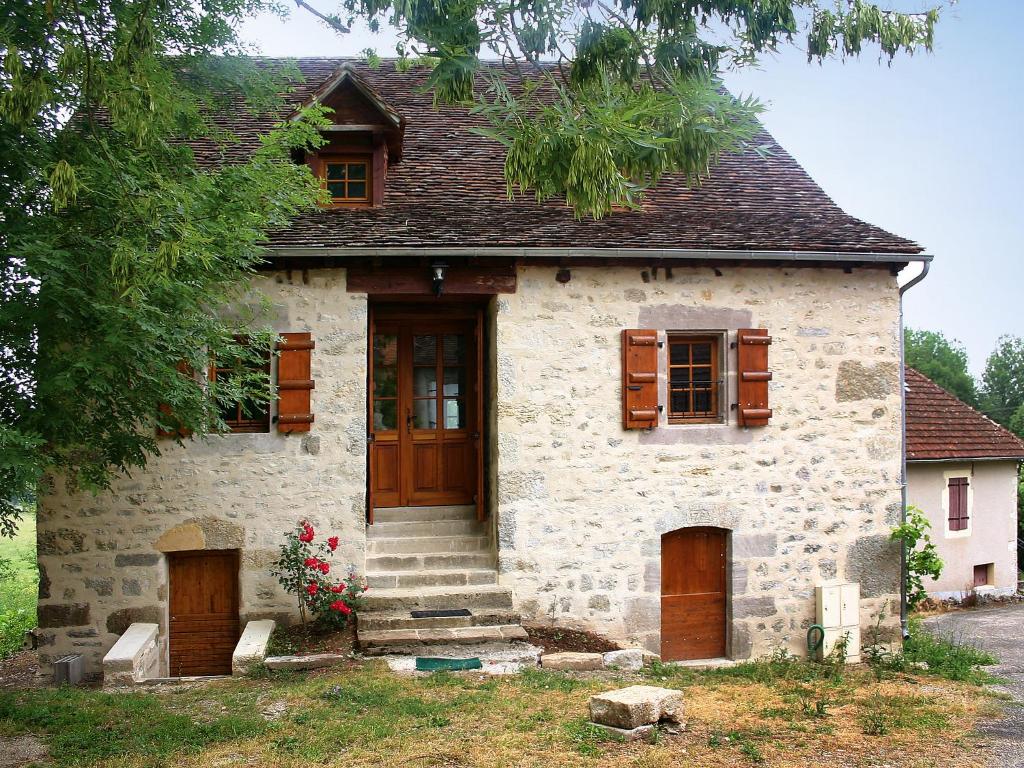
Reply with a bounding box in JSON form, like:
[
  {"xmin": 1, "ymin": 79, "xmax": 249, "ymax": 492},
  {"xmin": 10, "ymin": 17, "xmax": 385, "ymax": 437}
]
[
  {"xmin": 891, "ymin": 505, "xmax": 943, "ymax": 610},
  {"xmin": 0, "ymin": 0, "xmax": 327, "ymax": 536},
  {"xmin": 0, "ymin": 511, "xmax": 37, "ymax": 658},
  {"xmin": 901, "ymin": 617, "xmax": 997, "ymax": 684},
  {"xmin": 315, "ymin": 0, "xmax": 942, "ymax": 218},
  {"xmin": 982, "ymin": 335, "xmax": 1024, "ymax": 433},
  {"xmin": 904, "ymin": 328, "xmax": 979, "ymax": 408}
]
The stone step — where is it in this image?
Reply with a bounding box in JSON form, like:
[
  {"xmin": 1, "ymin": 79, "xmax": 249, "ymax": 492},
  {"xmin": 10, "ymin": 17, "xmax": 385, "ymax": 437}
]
[
  {"xmin": 366, "ymin": 535, "xmax": 491, "ymax": 555},
  {"xmin": 373, "ymin": 505, "xmax": 477, "ymax": 523},
  {"xmin": 359, "ymin": 625, "xmax": 529, "ymax": 655},
  {"xmin": 367, "ymin": 569, "xmax": 499, "ymax": 590},
  {"xmin": 357, "ymin": 608, "xmax": 521, "ymax": 633},
  {"xmin": 366, "ymin": 552, "xmax": 495, "ymax": 573},
  {"xmin": 362, "ymin": 584, "xmax": 514, "ymax": 612},
  {"xmin": 367, "ymin": 518, "xmax": 486, "ymax": 539}
]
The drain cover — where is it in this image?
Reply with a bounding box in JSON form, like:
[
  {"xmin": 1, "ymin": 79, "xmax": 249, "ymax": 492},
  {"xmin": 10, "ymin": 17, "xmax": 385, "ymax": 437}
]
[
  {"xmin": 410, "ymin": 608, "xmax": 472, "ymax": 618},
  {"xmin": 415, "ymin": 657, "xmax": 482, "ymax": 671}
]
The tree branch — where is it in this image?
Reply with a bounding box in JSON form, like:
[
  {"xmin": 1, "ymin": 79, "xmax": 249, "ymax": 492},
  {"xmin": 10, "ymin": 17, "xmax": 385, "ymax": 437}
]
[{"xmin": 293, "ymin": 0, "xmax": 351, "ymax": 34}]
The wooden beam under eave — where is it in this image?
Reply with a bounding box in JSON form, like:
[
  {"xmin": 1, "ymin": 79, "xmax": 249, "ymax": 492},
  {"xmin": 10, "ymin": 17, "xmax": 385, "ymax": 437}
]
[{"xmin": 345, "ymin": 266, "xmax": 517, "ymax": 294}]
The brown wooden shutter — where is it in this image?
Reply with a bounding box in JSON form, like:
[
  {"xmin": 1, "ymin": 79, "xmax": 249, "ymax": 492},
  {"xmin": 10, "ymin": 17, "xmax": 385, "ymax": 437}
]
[
  {"xmin": 156, "ymin": 361, "xmax": 194, "ymax": 438},
  {"xmin": 948, "ymin": 477, "xmax": 969, "ymax": 531},
  {"xmin": 622, "ymin": 329, "xmax": 659, "ymax": 429},
  {"xmin": 737, "ymin": 328, "xmax": 772, "ymax": 427},
  {"xmin": 276, "ymin": 333, "xmax": 315, "ymax": 433}
]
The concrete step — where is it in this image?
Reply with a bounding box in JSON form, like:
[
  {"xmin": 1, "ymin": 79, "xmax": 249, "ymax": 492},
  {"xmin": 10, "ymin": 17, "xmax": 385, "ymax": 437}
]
[
  {"xmin": 373, "ymin": 505, "xmax": 477, "ymax": 523},
  {"xmin": 359, "ymin": 625, "xmax": 529, "ymax": 655},
  {"xmin": 367, "ymin": 569, "xmax": 498, "ymax": 590},
  {"xmin": 362, "ymin": 584, "xmax": 514, "ymax": 612},
  {"xmin": 357, "ymin": 608, "xmax": 521, "ymax": 633},
  {"xmin": 367, "ymin": 518, "xmax": 486, "ymax": 539},
  {"xmin": 366, "ymin": 535, "xmax": 490, "ymax": 555},
  {"xmin": 366, "ymin": 552, "xmax": 495, "ymax": 573}
]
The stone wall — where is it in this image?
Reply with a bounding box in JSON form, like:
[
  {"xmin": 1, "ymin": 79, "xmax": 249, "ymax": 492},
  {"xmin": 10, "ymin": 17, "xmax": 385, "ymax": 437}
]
[
  {"xmin": 493, "ymin": 265, "xmax": 904, "ymax": 658},
  {"xmin": 36, "ymin": 269, "xmax": 368, "ymax": 677}
]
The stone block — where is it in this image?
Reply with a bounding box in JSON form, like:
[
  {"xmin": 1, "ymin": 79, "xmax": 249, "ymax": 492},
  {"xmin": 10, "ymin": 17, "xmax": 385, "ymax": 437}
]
[
  {"xmin": 587, "ymin": 722, "xmax": 656, "ymax": 742},
  {"xmin": 540, "ymin": 651, "xmax": 603, "ymax": 671},
  {"xmin": 589, "ymin": 685, "xmax": 685, "ymax": 730},
  {"xmin": 264, "ymin": 653, "xmax": 348, "ymax": 671},
  {"xmin": 835, "ymin": 360, "xmax": 898, "ymax": 402},
  {"xmin": 106, "ymin": 606, "xmax": 161, "ymax": 635},
  {"xmin": 844, "ymin": 535, "xmax": 899, "ymax": 597},
  {"xmin": 602, "ymin": 649, "xmax": 644, "ymax": 671},
  {"xmin": 732, "ymin": 533, "xmax": 778, "ymax": 559},
  {"xmin": 733, "ymin": 596, "xmax": 776, "ymax": 619},
  {"xmin": 102, "ymin": 622, "xmax": 160, "ymax": 686},
  {"xmin": 38, "ymin": 603, "xmax": 90, "ymax": 628},
  {"xmin": 232, "ymin": 619, "xmax": 276, "ymax": 676},
  {"xmin": 114, "ymin": 553, "xmax": 161, "ymax": 567}
]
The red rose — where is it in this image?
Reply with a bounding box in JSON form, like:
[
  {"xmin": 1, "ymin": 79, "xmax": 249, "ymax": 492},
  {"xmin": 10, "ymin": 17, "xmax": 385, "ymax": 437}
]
[
  {"xmin": 304, "ymin": 557, "xmax": 318, "ymax": 568},
  {"xmin": 327, "ymin": 536, "xmax": 339, "ymax": 551},
  {"xmin": 318, "ymin": 562, "xmax": 330, "ymax": 574},
  {"xmin": 331, "ymin": 585, "xmax": 345, "ymax": 593},
  {"xmin": 306, "ymin": 582, "xmax": 319, "ymax": 595},
  {"xmin": 331, "ymin": 600, "xmax": 352, "ymax": 615},
  {"xmin": 298, "ymin": 530, "xmax": 314, "ymax": 543}
]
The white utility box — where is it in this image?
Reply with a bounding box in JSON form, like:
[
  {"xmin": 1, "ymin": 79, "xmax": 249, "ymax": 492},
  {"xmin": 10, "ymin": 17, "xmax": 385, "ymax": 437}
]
[{"xmin": 814, "ymin": 582, "xmax": 860, "ymax": 663}]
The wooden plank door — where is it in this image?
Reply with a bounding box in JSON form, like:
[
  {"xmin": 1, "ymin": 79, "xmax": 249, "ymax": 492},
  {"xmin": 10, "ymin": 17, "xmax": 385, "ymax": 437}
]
[
  {"xmin": 661, "ymin": 527, "xmax": 727, "ymax": 661},
  {"xmin": 168, "ymin": 550, "xmax": 239, "ymax": 677},
  {"xmin": 369, "ymin": 315, "xmax": 479, "ymax": 509}
]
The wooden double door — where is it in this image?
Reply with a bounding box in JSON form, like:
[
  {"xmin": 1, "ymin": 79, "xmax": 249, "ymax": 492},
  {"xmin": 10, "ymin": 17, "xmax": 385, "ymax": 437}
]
[
  {"xmin": 661, "ymin": 527, "xmax": 728, "ymax": 661},
  {"xmin": 168, "ymin": 550, "xmax": 239, "ymax": 677},
  {"xmin": 369, "ymin": 309, "xmax": 483, "ymax": 516}
]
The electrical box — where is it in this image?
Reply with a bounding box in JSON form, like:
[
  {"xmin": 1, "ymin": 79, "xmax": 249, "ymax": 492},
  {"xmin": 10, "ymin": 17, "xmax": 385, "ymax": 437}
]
[{"xmin": 814, "ymin": 582, "xmax": 860, "ymax": 663}]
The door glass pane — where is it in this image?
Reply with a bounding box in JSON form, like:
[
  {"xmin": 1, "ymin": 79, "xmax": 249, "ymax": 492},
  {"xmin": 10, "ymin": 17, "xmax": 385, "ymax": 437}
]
[
  {"xmin": 670, "ymin": 368, "xmax": 690, "ymax": 385},
  {"xmin": 669, "ymin": 342, "xmax": 690, "ymax": 365},
  {"xmin": 443, "ymin": 367, "xmax": 464, "ymax": 397},
  {"xmin": 373, "ymin": 334, "xmax": 397, "ymax": 366},
  {"xmin": 413, "ymin": 399, "xmax": 437, "ymax": 429},
  {"xmin": 443, "ymin": 334, "xmax": 466, "ymax": 364},
  {"xmin": 413, "ymin": 367, "xmax": 437, "ymax": 397},
  {"xmin": 692, "ymin": 343, "xmax": 712, "ymax": 364},
  {"xmin": 444, "ymin": 399, "xmax": 466, "ymax": 429},
  {"xmin": 373, "ymin": 400, "xmax": 396, "ymax": 430},
  {"xmin": 670, "ymin": 390, "xmax": 690, "ymax": 414},
  {"xmin": 413, "ymin": 335, "xmax": 437, "ymax": 365},
  {"xmin": 373, "ymin": 367, "xmax": 397, "ymax": 398}
]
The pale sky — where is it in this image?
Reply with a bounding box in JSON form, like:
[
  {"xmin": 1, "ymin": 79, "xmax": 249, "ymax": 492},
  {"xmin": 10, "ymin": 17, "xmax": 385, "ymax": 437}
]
[{"xmin": 239, "ymin": 1, "xmax": 1022, "ymax": 376}]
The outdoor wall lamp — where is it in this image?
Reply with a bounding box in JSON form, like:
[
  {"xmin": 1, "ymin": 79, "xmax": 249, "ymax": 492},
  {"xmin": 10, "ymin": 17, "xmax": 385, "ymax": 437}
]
[{"xmin": 432, "ymin": 262, "xmax": 448, "ymax": 296}]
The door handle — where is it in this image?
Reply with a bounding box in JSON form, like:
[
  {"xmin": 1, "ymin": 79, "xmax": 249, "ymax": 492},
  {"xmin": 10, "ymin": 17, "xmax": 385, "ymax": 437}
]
[{"xmin": 406, "ymin": 408, "xmax": 412, "ymax": 434}]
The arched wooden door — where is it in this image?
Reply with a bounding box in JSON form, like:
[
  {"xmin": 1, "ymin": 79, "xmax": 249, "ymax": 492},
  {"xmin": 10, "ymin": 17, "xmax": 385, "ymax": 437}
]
[{"xmin": 661, "ymin": 527, "xmax": 727, "ymax": 661}]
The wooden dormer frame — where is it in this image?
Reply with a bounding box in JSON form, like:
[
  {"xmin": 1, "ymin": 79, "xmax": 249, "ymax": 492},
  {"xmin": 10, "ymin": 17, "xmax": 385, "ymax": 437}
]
[{"xmin": 317, "ymin": 153, "xmax": 374, "ymax": 208}]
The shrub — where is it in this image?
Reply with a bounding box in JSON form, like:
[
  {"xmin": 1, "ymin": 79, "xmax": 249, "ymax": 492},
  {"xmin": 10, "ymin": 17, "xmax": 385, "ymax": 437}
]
[
  {"xmin": 271, "ymin": 521, "xmax": 367, "ymax": 628},
  {"xmin": 891, "ymin": 506, "xmax": 943, "ymax": 610}
]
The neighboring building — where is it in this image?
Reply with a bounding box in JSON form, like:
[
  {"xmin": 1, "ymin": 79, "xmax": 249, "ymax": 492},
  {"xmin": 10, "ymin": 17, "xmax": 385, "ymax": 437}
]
[
  {"xmin": 36, "ymin": 60, "xmax": 930, "ymax": 680},
  {"xmin": 906, "ymin": 368, "xmax": 1024, "ymax": 599}
]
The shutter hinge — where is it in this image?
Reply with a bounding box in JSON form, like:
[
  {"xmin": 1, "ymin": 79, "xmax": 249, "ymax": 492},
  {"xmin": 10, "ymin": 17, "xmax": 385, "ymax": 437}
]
[{"xmin": 366, "ymin": 433, "xmax": 375, "ymax": 443}]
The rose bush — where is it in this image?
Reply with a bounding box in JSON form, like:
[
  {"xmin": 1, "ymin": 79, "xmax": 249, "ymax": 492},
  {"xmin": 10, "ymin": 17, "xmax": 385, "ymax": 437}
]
[{"xmin": 271, "ymin": 520, "xmax": 367, "ymax": 628}]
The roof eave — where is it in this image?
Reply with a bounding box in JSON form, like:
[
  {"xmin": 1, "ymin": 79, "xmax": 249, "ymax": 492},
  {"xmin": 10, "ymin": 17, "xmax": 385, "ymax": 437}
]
[
  {"xmin": 907, "ymin": 456, "xmax": 1024, "ymax": 463},
  {"xmin": 263, "ymin": 246, "xmax": 931, "ymax": 264}
]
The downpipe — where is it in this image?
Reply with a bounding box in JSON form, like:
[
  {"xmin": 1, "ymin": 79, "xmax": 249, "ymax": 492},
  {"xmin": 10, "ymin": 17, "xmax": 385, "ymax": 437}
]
[{"xmin": 898, "ymin": 260, "xmax": 930, "ymax": 639}]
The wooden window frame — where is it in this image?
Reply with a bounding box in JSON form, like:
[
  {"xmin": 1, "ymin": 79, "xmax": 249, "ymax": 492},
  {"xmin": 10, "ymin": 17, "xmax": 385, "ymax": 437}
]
[
  {"xmin": 666, "ymin": 333, "xmax": 723, "ymax": 425},
  {"xmin": 209, "ymin": 342, "xmax": 272, "ymax": 434},
  {"xmin": 319, "ymin": 154, "xmax": 372, "ymax": 207}
]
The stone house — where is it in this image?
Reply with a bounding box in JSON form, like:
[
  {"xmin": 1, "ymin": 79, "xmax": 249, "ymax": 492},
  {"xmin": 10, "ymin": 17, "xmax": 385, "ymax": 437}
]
[
  {"xmin": 905, "ymin": 368, "xmax": 1024, "ymax": 599},
  {"xmin": 35, "ymin": 59, "xmax": 931, "ymax": 679}
]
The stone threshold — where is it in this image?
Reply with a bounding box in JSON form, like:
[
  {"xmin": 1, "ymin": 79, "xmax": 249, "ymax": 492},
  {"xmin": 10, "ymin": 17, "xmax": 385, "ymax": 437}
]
[{"xmin": 662, "ymin": 657, "xmax": 736, "ymax": 669}]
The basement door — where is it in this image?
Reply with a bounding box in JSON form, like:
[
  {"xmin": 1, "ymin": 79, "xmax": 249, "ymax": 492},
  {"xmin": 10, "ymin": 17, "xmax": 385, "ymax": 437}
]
[
  {"xmin": 368, "ymin": 309, "xmax": 483, "ymax": 516},
  {"xmin": 168, "ymin": 550, "xmax": 240, "ymax": 677},
  {"xmin": 661, "ymin": 527, "xmax": 727, "ymax": 661}
]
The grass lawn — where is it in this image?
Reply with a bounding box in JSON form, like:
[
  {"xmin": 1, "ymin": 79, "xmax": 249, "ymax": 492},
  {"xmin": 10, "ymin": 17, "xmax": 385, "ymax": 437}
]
[
  {"xmin": 0, "ymin": 512, "xmax": 37, "ymax": 659},
  {"xmin": 0, "ymin": 648, "xmax": 1001, "ymax": 768}
]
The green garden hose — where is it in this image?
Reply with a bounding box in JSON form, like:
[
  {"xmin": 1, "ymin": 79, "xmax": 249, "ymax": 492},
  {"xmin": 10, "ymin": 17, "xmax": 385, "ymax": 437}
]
[{"xmin": 807, "ymin": 624, "xmax": 825, "ymax": 655}]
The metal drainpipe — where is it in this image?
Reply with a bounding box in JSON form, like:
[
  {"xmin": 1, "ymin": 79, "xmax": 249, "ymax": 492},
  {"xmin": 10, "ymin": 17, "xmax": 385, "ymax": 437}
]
[{"xmin": 898, "ymin": 259, "xmax": 930, "ymax": 638}]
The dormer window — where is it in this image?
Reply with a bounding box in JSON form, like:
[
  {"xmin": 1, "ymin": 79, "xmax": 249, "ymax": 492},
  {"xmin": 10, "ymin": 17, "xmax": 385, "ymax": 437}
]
[{"xmin": 323, "ymin": 156, "xmax": 371, "ymax": 204}]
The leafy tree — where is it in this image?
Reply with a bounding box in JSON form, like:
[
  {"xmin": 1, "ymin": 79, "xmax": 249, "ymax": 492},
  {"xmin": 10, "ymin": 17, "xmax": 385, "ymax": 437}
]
[
  {"xmin": 981, "ymin": 335, "xmax": 1024, "ymax": 432},
  {"xmin": 0, "ymin": 1, "xmax": 328, "ymax": 536},
  {"xmin": 904, "ymin": 328, "xmax": 979, "ymax": 408},
  {"xmin": 300, "ymin": 0, "xmax": 941, "ymax": 219}
]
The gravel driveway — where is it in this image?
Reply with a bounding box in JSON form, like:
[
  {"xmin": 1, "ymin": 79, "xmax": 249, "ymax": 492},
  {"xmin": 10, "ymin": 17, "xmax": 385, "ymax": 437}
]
[{"xmin": 923, "ymin": 604, "xmax": 1024, "ymax": 768}]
